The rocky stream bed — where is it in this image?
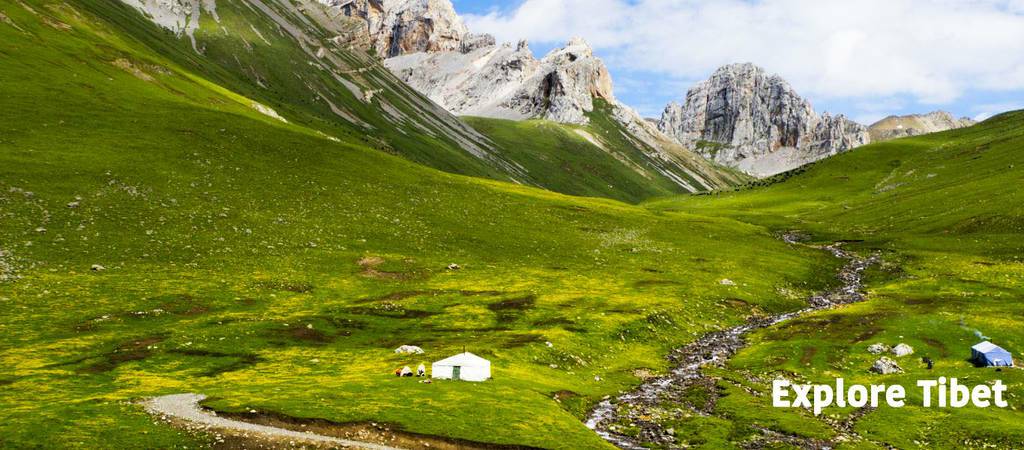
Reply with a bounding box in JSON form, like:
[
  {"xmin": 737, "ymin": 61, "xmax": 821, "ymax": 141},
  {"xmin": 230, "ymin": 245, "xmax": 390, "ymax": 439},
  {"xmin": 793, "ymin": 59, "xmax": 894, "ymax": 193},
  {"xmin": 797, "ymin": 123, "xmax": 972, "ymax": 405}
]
[{"xmin": 585, "ymin": 236, "xmax": 882, "ymax": 449}]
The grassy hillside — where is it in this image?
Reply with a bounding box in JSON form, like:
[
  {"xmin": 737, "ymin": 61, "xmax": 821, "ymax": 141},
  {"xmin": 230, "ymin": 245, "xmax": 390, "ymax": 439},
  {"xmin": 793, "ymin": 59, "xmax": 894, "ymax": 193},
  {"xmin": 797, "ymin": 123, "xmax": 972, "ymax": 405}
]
[
  {"xmin": 75, "ymin": 0, "xmax": 523, "ymax": 181},
  {"xmin": 466, "ymin": 108, "xmax": 747, "ymax": 203},
  {"xmin": 71, "ymin": 0, "xmax": 742, "ymax": 205},
  {"xmin": 642, "ymin": 113, "xmax": 1024, "ymax": 447},
  {"xmin": 0, "ymin": 1, "xmax": 835, "ymax": 448}
]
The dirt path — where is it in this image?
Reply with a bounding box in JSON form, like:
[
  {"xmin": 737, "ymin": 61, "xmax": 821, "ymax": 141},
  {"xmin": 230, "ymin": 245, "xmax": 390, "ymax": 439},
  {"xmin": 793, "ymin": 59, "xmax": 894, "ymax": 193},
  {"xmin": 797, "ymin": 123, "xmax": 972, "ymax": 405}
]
[
  {"xmin": 143, "ymin": 393, "xmax": 402, "ymax": 450},
  {"xmin": 585, "ymin": 237, "xmax": 880, "ymax": 449}
]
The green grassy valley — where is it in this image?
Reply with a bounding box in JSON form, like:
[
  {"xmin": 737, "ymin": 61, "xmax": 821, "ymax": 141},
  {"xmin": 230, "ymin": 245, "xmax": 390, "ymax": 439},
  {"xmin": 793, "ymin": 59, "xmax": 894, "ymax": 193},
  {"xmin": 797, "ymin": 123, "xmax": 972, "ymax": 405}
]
[
  {"xmin": 2, "ymin": 0, "xmax": 1024, "ymax": 449},
  {"xmin": 640, "ymin": 114, "xmax": 1024, "ymax": 448},
  {"xmin": 0, "ymin": 2, "xmax": 828, "ymax": 448}
]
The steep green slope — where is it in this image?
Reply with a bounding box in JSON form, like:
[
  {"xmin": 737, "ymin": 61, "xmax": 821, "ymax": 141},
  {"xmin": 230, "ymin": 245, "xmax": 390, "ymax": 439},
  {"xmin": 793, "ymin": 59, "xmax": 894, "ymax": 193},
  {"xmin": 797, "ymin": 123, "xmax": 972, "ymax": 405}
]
[
  {"xmin": 77, "ymin": 0, "xmax": 523, "ymax": 181},
  {"xmin": 466, "ymin": 108, "xmax": 747, "ymax": 203},
  {"xmin": 642, "ymin": 113, "xmax": 1024, "ymax": 447},
  {"xmin": 76, "ymin": 0, "xmax": 742, "ymax": 204},
  {"xmin": 0, "ymin": 2, "xmax": 834, "ymax": 448}
]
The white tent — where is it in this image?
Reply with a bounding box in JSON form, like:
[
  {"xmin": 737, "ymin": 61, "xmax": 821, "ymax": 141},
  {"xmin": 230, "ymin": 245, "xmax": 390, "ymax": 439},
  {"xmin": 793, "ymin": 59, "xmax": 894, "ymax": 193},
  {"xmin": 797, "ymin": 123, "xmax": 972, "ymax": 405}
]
[{"xmin": 431, "ymin": 352, "xmax": 491, "ymax": 382}]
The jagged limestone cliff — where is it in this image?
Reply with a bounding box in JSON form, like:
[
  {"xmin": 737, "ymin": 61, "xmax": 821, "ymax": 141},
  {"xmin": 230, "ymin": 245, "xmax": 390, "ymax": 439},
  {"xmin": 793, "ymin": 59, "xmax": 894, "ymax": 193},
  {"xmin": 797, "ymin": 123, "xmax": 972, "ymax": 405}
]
[{"xmin": 658, "ymin": 63, "xmax": 870, "ymax": 177}]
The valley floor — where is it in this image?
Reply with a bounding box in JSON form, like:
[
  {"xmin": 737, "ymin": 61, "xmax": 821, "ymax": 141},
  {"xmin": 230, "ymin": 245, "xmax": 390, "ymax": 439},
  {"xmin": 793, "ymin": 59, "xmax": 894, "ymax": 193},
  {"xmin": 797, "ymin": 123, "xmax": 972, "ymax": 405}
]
[{"xmin": 1, "ymin": 1, "xmax": 1023, "ymax": 449}]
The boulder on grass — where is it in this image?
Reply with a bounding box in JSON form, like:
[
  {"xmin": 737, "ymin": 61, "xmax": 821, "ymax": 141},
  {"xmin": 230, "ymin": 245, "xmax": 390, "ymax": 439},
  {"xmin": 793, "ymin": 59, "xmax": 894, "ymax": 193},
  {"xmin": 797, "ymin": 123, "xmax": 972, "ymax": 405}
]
[
  {"xmin": 892, "ymin": 343, "xmax": 914, "ymax": 357},
  {"xmin": 871, "ymin": 357, "xmax": 903, "ymax": 375},
  {"xmin": 394, "ymin": 345, "xmax": 424, "ymax": 355},
  {"xmin": 867, "ymin": 343, "xmax": 889, "ymax": 354}
]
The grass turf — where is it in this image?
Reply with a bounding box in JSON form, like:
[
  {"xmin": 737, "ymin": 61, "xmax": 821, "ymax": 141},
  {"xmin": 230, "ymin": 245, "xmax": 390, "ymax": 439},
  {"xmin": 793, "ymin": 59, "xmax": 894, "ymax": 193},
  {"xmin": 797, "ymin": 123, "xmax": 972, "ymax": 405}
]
[
  {"xmin": 643, "ymin": 112, "xmax": 1024, "ymax": 448},
  {"xmin": 0, "ymin": 2, "xmax": 833, "ymax": 448}
]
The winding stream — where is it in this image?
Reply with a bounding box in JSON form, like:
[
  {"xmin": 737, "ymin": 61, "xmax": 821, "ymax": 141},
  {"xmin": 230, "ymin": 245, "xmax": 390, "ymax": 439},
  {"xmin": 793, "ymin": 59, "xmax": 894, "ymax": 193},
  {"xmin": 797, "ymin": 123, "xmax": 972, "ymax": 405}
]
[{"xmin": 585, "ymin": 237, "xmax": 879, "ymax": 449}]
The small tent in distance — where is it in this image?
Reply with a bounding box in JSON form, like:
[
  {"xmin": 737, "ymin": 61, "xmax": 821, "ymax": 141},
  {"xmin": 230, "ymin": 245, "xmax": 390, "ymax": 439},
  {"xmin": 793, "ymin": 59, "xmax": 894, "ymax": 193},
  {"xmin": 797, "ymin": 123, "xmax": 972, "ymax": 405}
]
[
  {"xmin": 971, "ymin": 341, "xmax": 1014, "ymax": 367},
  {"xmin": 432, "ymin": 352, "xmax": 491, "ymax": 382}
]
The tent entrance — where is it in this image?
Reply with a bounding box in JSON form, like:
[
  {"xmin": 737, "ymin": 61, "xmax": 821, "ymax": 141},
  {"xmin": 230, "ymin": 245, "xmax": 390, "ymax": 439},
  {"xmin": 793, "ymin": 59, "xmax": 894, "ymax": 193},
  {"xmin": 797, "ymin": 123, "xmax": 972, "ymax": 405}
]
[{"xmin": 453, "ymin": 366, "xmax": 461, "ymax": 380}]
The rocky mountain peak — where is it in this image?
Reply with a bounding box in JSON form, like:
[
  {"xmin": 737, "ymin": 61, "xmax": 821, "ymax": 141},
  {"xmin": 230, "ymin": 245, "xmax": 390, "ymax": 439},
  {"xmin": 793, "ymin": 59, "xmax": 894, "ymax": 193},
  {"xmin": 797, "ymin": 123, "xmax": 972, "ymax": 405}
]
[
  {"xmin": 658, "ymin": 63, "xmax": 869, "ymax": 177},
  {"xmin": 538, "ymin": 38, "xmax": 616, "ymax": 109},
  {"xmin": 563, "ymin": 36, "xmax": 593, "ymax": 52},
  {"xmin": 868, "ymin": 110, "xmax": 976, "ymax": 142},
  {"xmin": 321, "ymin": 0, "xmax": 471, "ymax": 57},
  {"xmin": 385, "ymin": 36, "xmax": 616, "ymax": 125}
]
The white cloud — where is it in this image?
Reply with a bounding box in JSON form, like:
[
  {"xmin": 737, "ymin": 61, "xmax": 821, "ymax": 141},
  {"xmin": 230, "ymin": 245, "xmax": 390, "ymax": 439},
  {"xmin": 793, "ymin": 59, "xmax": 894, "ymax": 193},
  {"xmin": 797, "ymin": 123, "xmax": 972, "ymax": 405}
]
[
  {"xmin": 971, "ymin": 102, "xmax": 1024, "ymax": 121},
  {"xmin": 465, "ymin": 0, "xmax": 1024, "ymax": 107}
]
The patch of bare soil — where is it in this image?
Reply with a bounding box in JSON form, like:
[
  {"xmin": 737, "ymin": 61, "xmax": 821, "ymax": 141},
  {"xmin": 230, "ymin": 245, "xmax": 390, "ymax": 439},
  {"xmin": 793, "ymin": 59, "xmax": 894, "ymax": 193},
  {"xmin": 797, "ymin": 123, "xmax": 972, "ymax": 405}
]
[{"xmin": 357, "ymin": 256, "xmax": 416, "ymax": 280}]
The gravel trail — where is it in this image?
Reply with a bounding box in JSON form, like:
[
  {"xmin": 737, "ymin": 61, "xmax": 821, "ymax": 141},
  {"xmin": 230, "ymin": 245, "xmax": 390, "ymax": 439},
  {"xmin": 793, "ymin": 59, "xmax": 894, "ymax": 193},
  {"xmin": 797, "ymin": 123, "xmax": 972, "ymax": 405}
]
[{"xmin": 144, "ymin": 393, "xmax": 402, "ymax": 449}]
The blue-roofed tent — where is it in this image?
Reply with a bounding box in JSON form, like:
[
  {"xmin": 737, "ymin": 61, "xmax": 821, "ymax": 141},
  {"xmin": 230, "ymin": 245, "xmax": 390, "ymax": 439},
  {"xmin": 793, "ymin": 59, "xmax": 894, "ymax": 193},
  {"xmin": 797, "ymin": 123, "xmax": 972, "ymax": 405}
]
[{"xmin": 972, "ymin": 341, "xmax": 1014, "ymax": 367}]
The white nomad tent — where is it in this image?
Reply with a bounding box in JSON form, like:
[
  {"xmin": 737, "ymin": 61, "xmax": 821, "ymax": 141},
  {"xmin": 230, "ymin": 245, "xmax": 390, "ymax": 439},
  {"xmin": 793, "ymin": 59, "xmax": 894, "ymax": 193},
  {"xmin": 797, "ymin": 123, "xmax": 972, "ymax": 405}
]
[{"xmin": 431, "ymin": 352, "xmax": 491, "ymax": 382}]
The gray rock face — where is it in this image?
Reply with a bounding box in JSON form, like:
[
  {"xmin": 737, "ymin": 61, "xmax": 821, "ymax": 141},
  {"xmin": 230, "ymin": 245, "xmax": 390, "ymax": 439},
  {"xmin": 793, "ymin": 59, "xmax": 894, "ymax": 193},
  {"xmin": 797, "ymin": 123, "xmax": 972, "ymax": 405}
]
[
  {"xmin": 870, "ymin": 357, "xmax": 904, "ymax": 375},
  {"xmin": 868, "ymin": 111, "xmax": 976, "ymax": 142},
  {"xmin": 892, "ymin": 343, "xmax": 914, "ymax": 357},
  {"xmin": 382, "ymin": 27, "xmax": 736, "ymax": 192},
  {"xmin": 119, "ymin": 0, "xmax": 202, "ymax": 36},
  {"xmin": 320, "ymin": 0, "xmax": 470, "ymax": 58},
  {"xmin": 867, "ymin": 343, "xmax": 889, "ymax": 355},
  {"xmin": 385, "ymin": 37, "xmax": 615, "ymax": 125},
  {"xmin": 119, "ymin": 0, "xmax": 218, "ymax": 50},
  {"xmin": 658, "ymin": 63, "xmax": 870, "ymax": 177}
]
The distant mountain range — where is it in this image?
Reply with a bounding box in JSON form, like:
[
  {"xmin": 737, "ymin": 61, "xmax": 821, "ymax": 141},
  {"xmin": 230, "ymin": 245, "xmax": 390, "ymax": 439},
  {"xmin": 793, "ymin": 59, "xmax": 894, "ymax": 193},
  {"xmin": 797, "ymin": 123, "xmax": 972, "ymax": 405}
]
[
  {"xmin": 120, "ymin": 0, "xmax": 979, "ymax": 191},
  {"xmin": 867, "ymin": 111, "xmax": 976, "ymax": 142}
]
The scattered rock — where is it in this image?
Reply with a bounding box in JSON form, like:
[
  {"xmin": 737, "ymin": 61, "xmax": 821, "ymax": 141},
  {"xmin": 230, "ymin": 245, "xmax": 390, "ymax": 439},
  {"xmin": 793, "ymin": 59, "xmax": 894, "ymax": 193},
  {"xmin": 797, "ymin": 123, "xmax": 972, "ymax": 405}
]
[
  {"xmin": 867, "ymin": 343, "xmax": 890, "ymax": 354},
  {"xmin": 892, "ymin": 343, "xmax": 914, "ymax": 357},
  {"xmin": 0, "ymin": 248, "xmax": 19, "ymax": 283},
  {"xmin": 719, "ymin": 279, "xmax": 736, "ymax": 286},
  {"xmin": 394, "ymin": 345, "xmax": 424, "ymax": 355},
  {"xmin": 633, "ymin": 368, "xmax": 655, "ymax": 380},
  {"xmin": 870, "ymin": 357, "xmax": 903, "ymax": 375},
  {"xmin": 90, "ymin": 264, "xmax": 106, "ymax": 272},
  {"xmin": 446, "ymin": 263, "xmax": 461, "ymax": 270}
]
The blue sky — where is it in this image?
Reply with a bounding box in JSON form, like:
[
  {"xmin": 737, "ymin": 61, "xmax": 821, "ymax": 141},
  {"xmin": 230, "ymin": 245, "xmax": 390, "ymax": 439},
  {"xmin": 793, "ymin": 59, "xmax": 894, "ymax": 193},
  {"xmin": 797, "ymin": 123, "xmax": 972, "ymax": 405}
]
[{"xmin": 452, "ymin": 0, "xmax": 1024, "ymax": 123}]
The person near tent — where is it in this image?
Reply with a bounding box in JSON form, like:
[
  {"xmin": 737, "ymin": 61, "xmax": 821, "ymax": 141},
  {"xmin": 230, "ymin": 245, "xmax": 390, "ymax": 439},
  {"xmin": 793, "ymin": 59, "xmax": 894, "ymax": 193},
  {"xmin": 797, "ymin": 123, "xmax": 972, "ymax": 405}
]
[{"xmin": 416, "ymin": 363, "xmax": 426, "ymax": 377}]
